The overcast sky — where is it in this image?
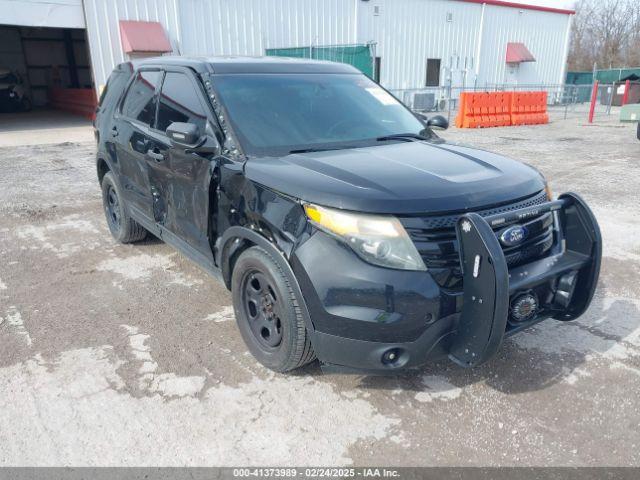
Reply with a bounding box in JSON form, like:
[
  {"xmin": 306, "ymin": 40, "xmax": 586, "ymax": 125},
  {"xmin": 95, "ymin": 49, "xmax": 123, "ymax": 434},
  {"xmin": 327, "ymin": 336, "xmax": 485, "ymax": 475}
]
[{"xmin": 506, "ymin": 0, "xmax": 576, "ymax": 9}]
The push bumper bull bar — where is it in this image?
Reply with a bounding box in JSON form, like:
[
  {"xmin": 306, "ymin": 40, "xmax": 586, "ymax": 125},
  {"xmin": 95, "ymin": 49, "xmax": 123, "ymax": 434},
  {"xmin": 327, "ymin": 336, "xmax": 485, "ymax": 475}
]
[{"xmin": 449, "ymin": 192, "xmax": 602, "ymax": 368}]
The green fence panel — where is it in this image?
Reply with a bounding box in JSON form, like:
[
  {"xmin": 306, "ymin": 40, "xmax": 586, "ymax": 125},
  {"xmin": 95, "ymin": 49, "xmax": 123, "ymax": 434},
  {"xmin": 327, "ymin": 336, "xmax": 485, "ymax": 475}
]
[
  {"xmin": 566, "ymin": 71, "xmax": 593, "ymax": 85},
  {"xmin": 266, "ymin": 44, "xmax": 374, "ymax": 78},
  {"xmin": 567, "ymin": 68, "xmax": 640, "ymax": 85},
  {"xmin": 595, "ymin": 68, "xmax": 640, "ymax": 83},
  {"xmin": 266, "ymin": 47, "xmax": 313, "ymax": 59}
]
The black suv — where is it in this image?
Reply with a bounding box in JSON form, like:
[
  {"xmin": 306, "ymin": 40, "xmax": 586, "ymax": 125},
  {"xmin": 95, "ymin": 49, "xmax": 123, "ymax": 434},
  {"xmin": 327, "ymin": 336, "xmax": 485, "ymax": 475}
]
[{"xmin": 95, "ymin": 57, "xmax": 602, "ymax": 373}]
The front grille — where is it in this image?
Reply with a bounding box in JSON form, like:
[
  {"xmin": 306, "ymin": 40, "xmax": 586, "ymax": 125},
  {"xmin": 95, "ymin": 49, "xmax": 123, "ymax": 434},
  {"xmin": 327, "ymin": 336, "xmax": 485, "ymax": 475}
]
[{"xmin": 400, "ymin": 191, "xmax": 554, "ymax": 288}]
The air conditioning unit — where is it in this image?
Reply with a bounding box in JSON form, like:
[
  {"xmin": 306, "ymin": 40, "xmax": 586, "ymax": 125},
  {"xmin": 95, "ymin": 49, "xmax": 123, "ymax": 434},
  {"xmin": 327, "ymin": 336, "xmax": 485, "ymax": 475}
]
[{"xmin": 413, "ymin": 92, "xmax": 436, "ymax": 111}]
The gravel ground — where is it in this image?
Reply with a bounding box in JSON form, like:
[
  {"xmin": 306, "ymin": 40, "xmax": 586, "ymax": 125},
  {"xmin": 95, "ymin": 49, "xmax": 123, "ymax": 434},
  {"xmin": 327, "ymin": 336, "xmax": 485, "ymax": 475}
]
[{"xmin": 0, "ymin": 109, "xmax": 639, "ymax": 467}]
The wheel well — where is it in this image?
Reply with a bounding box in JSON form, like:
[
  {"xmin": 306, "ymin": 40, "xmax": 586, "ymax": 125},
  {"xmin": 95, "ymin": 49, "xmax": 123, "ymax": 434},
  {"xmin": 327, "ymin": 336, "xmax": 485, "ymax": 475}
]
[
  {"xmin": 221, "ymin": 237, "xmax": 255, "ymax": 289},
  {"xmin": 97, "ymin": 158, "xmax": 110, "ymax": 184}
]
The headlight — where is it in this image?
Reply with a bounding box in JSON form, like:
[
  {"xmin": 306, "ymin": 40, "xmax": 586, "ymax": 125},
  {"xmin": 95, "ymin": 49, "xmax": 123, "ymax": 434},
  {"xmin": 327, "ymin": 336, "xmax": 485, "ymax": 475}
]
[{"xmin": 304, "ymin": 204, "xmax": 427, "ymax": 271}]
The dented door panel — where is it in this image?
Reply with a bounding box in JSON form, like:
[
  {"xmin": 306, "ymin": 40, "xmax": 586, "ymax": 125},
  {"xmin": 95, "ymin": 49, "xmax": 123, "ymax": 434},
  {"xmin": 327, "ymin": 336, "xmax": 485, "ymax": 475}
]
[
  {"xmin": 151, "ymin": 132, "xmax": 214, "ymax": 258},
  {"xmin": 115, "ymin": 121, "xmax": 155, "ymax": 219},
  {"xmin": 216, "ymin": 163, "xmax": 308, "ymax": 259}
]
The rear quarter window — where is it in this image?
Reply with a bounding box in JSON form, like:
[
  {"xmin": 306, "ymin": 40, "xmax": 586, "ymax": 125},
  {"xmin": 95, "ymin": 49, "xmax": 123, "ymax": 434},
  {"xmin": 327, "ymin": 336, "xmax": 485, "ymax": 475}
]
[{"xmin": 99, "ymin": 70, "xmax": 130, "ymax": 109}]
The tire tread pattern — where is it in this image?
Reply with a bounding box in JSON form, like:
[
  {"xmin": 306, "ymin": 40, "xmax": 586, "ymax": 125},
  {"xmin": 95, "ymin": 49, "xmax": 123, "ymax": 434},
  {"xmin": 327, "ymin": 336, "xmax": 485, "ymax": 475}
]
[{"xmin": 120, "ymin": 215, "xmax": 147, "ymax": 243}]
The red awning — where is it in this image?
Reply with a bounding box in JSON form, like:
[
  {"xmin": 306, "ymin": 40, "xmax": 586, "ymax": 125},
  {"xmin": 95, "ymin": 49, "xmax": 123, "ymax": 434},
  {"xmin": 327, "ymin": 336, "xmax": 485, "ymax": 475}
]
[
  {"xmin": 119, "ymin": 20, "xmax": 172, "ymax": 54},
  {"xmin": 506, "ymin": 43, "xmax": 536, "ymax": 63}
]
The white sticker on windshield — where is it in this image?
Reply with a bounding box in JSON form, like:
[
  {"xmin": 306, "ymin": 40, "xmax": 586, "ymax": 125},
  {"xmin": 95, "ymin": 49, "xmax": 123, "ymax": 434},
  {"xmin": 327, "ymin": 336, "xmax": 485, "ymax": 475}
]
[{"xmin": 366, "ymin": 87, "xmax": 397, "ymax": 106}]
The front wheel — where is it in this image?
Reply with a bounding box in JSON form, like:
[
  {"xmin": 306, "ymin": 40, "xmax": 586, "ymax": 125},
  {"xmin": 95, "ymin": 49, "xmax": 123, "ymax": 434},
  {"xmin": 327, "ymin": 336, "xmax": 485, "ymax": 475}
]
[{"xmin": 232, "ymin": 246, "xmax": 315, "ymax": 372}]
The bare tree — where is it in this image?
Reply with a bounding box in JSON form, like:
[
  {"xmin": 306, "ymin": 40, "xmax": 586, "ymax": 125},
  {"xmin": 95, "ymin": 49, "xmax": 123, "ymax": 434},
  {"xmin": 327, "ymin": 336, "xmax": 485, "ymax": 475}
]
[
  {"xmin": 627, "ymin": 1, "xmax": 640, "ymax": 66},
  {"xmin": 567, "ymin": 0, "xmax": 639, "ymax": 71}
]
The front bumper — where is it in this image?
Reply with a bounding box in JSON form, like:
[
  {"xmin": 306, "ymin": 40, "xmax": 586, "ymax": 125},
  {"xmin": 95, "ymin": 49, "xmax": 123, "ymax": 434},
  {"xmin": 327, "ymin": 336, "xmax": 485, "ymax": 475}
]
[{"xmin": 291, "ymin": 192, "xmax": 601, "ymax": 373}]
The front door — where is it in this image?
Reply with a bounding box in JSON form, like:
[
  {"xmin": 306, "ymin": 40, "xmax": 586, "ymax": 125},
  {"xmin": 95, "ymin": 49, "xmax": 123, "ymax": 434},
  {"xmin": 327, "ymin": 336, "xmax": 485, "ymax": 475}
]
[
  {"xmin": 147, "ymin": 69, "xmax": 215, "ymax": 259},
  {"xmin": 114, "ymin": 69, "xmax": 162, "ymax": 219}
]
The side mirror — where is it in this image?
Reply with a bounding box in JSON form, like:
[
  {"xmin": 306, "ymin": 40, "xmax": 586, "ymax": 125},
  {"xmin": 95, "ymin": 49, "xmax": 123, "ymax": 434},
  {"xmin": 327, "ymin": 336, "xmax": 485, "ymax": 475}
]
[
  {"xmin": 426, "ymin": 115, "xmax": 449, "ymax": 130},
  {"xmin": 167, "ymin": 122, "xmax": 201, "ymax": 147}
]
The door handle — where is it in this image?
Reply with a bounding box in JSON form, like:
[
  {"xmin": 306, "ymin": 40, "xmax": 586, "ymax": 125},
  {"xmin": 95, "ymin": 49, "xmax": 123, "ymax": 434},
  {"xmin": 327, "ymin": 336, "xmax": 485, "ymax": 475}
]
[
  {"xmin": 111, "ymin": 126, "xmax": 118, "ymax": 137},
  {"xmin": 147, "ymin": 148, "xmax": 165, "ymax": 162}
]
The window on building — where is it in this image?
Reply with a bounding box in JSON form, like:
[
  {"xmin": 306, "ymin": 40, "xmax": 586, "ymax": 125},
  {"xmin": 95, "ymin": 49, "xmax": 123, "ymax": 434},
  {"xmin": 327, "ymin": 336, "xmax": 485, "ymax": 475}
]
[
  {"xmin": 157, "ymin": 72, "xmax": 208, "ymax": 132},
  {"xmin": 121, "ymin": 70, "xmax": 161, "ymax": 125},
  {"xmin": 425, "ymin": 58, "xmax": 441, "ymax": 87},
  {"xmin": 374, "ymin": 57, "xmax": 381, "ymax": 83}
]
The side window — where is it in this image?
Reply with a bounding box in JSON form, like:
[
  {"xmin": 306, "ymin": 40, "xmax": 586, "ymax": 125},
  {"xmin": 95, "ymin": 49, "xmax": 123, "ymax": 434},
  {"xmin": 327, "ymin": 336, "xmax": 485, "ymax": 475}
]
[
  {"xmin": 157, "ymin": 72, "xmax": 208, "ymax": 132},
  {"xmin": 121, "ymin": 70, "xmax": 161, "ymax": 125}
]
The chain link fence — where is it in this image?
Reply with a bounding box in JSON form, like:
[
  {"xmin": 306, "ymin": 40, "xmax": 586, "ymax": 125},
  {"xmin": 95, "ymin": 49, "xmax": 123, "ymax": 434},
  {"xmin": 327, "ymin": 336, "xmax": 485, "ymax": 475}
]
[{"xmin": 388, "ymin": 83, "xmax": 620, "ymax": 125}]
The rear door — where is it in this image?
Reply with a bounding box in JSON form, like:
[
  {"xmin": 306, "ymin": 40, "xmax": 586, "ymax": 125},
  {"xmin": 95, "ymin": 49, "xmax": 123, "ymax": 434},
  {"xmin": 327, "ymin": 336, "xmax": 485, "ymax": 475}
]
[
  {"xmin": 95, "ymin": 66, "xmax": 133, "ymax": 172},
  {"xmin": 146, "ymin": 68, "xmax": 215, "ymax": 258},
  {"xmin": 113, "ymin": 69, "xmax": 162, "ymax": 220}
]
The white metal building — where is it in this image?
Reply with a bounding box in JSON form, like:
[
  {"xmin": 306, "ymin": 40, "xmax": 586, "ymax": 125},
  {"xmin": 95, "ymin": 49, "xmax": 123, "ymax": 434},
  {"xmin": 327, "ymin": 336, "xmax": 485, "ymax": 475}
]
[{"xmin": 0, "ymin": 0, "xmax": 573, "ymax": 108}]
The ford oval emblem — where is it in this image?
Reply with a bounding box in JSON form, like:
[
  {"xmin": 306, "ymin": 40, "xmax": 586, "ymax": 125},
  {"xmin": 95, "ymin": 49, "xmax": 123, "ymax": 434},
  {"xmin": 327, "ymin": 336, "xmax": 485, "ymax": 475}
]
[{"xmin": 500, "ymin": 225, "xmax": 528, "ymax": 247}]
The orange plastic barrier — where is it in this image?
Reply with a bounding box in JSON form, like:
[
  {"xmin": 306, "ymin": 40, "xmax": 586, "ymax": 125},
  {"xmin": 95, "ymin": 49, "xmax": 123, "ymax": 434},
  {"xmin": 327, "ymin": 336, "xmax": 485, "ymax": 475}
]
[
  {"xmin": 49, "ymin": 88, "xmax": 98, "ymax": 120},
  {"xmin": 510, "ymin": 91, "xmax": 548, "ymax": 126},
  {"xmin": 455, "ymin": 92, "xmax": 467, "ymax": 128},
  {"xmin": 455, "ymin": 90, "xmax": 548, "ymax": 128}
]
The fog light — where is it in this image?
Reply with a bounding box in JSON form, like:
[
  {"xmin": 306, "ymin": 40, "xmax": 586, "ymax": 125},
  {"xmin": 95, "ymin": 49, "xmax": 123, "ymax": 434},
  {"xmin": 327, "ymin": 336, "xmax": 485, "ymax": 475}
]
[
  {"xmin": 510, "ymin": 292, "xmax": 539, "ymax": 323},
  {"xmin": 381, "ymin": 348, "xmax": 403, "ymax": 366}
]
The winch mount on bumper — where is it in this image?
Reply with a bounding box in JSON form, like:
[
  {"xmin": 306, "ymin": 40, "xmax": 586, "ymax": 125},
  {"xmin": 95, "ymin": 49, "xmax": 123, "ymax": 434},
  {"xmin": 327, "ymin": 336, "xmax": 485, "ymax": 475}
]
[{"xmin": 449, "ymin": 192, "xmax": 602, "ymax": 368}]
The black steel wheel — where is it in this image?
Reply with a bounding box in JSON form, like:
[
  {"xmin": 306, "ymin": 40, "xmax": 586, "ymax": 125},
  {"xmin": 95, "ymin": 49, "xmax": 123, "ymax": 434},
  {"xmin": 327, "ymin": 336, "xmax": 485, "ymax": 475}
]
[
  {"xmin": 241, "ymin": 270, "xmax": 284, "ymax": 349},
  {"xmin": 232, "ymin": 246, "xmax": 316, "ymax": 372},
  {"xmin": 105, "ymin": 184, "xmax": 122, "ymax": 232},
  {"xmin": 100, "ymin": 171, "xmax": 147, "ymax": 243}
]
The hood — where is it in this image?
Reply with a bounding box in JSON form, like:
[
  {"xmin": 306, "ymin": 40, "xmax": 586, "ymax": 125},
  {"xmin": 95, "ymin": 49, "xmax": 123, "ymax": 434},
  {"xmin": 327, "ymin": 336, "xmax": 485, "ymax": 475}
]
[{"xmin": 244, "ymin": 140, "xmax": 546, "ymax": 214}]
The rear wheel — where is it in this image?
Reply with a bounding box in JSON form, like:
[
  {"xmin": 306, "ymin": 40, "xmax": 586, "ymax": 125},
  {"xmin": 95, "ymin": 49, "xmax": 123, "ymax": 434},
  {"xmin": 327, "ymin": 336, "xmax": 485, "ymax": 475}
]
[
  {"xmin": 101, "ymin": 171, "xmax": 147, "ymax": 243},
  {"xmin": 232, "ymin": 246, "xmax": 315, "ymax": 372}
]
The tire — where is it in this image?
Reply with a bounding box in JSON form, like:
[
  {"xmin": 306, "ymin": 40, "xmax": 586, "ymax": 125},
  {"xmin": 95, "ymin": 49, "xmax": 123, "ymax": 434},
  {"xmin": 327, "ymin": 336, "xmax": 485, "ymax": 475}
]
[
  {"xmin": 637, "ymin": 122, "xmax": 639, "ymax": 141},
  {"xmin": 232, "ymin": 246, "xmax": 316, "ymax": 372},
  {"xmin": 101, "ymin": 171, "xmax": 147, "ymax": 243}
]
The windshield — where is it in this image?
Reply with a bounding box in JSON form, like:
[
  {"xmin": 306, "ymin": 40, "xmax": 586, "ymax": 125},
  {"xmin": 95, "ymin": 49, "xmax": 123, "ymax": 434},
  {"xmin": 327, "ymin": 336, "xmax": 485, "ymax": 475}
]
[{"xmin": 211, "ymin": 73, "xmax": 431, "ymax": 156}]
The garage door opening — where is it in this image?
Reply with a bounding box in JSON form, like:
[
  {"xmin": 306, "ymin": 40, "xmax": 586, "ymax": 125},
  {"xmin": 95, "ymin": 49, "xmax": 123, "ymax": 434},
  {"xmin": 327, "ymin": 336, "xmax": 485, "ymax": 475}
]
[{"xmin": 0, "ymin": 24, "xmax": 96, "ymax": 120}]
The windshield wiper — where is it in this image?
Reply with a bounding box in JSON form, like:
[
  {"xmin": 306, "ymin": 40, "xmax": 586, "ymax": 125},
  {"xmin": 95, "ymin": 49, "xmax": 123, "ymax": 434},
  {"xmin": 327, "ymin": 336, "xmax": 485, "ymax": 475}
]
[
  {"xmin": 376, "ymin": 133, "xmax": 429, "ymax": 142},
  {"xmin": 288, "ymin": 146, "xmax": 360, "ymax": 154},
  {"xmin": 287, "ymin": 134, "xmax": 430, "ymax": 154}
]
